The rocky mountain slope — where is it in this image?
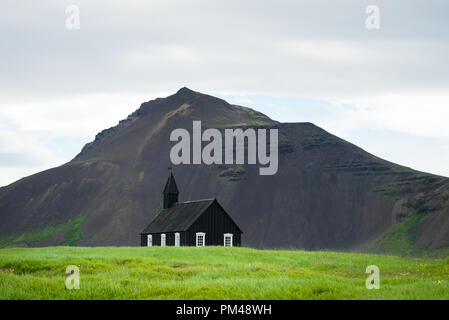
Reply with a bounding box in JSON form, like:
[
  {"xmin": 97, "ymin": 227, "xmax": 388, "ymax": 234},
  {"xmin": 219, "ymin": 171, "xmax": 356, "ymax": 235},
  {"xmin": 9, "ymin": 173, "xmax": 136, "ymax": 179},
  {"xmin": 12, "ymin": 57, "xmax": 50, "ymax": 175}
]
[{"xmin": 1, "ymin": 87, "xmax": 449, "ymax": 253}]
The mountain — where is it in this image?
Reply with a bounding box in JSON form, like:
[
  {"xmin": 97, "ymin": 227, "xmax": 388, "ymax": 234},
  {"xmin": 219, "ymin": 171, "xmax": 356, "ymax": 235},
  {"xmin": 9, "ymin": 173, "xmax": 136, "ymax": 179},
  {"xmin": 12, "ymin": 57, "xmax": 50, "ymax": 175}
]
[{"xmin": 1, "ymin": 87, "xmax": 449, "ymax": 254}]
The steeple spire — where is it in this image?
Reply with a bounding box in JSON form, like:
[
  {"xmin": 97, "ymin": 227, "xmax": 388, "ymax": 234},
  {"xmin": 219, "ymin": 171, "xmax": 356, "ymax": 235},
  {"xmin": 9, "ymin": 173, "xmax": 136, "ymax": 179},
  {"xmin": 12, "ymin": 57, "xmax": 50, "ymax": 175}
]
[{"xmin": 163, "ymin": 169, "xmax": 179, "ymax": 208}]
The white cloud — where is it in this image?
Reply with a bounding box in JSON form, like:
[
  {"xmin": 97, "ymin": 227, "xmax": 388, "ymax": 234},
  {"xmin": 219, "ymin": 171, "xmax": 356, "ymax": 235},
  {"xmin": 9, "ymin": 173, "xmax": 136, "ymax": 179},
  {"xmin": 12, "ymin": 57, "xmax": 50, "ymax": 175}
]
[
  {"xmin": 321, "ymin": 92, "xmax": 449, "ymax": 140},
  {"xmin": 0, "ymin": 93, "xmax": 161, "ymax": 186},
  {"xmin": 0, "ymin": 93, "xmax": 154, "ymax": 138}
]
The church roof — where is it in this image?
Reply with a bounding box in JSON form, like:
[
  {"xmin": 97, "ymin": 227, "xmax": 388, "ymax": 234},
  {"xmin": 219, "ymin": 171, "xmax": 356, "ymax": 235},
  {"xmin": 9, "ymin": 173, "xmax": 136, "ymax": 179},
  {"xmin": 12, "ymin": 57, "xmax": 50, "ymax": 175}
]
[
  {"xmin": 163, "ymin": 172, "xmax": 179, "ymax": 194},
  {"xmin": 141, "ymin": 199, "xmax": 215, "ymax": 234}
]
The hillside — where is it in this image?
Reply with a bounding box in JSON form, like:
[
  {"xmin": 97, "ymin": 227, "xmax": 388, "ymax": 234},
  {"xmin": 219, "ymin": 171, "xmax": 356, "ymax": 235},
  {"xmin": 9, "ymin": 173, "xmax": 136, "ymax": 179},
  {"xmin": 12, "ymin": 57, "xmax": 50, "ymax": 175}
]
[
  {"xmin": 1, "ymin": 87, "xmax": 449, "ymax": 253},
  {"xmin": 1, "ymin": 247, "xmax": 448, "ymax": 299}
]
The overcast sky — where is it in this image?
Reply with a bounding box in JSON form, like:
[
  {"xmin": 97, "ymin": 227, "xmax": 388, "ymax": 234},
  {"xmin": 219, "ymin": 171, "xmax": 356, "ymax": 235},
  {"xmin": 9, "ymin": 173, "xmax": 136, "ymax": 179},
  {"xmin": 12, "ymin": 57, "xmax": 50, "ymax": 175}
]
[{"xmin": 1, "ymin": 0, "xmax": 449, "ymax": 186}]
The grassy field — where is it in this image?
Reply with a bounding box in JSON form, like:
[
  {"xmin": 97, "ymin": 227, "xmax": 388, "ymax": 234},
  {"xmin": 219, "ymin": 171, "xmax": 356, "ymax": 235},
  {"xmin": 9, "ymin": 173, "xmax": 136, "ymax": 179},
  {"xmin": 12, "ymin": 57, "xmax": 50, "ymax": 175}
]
[{"xmin": 0, "ymin": 246, "xmax": 448, "ymax": 300}]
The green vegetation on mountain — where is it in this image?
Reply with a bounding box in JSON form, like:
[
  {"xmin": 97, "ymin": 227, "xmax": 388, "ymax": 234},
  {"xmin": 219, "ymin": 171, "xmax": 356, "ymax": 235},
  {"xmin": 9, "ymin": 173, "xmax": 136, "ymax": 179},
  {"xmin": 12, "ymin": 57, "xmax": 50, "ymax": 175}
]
[{"xmin": 0, "ymin": 214, "xmax": 87, "ymax": 248}]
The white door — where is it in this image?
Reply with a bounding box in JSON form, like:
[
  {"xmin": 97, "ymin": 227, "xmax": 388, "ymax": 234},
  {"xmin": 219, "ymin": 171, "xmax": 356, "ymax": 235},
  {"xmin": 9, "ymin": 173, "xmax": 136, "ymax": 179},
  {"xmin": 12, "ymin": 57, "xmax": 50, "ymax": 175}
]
[
  {"xmin": 161, "ymin": 233, "xmax": 166, "ymax": 246},
  {"xmin": 196, "ymin": 232, "xmax": 205, "ymax": 247},
  {"xmin": 224, "ymin": 233, "xmax": 233, "ymax": 247},
  {"xmin": 175, "ymin": 233, "xmax": 180, "ymax": 247},
  {"xmin": 147, "ymin": 234, "xmax": 152, "ymax": 247}
]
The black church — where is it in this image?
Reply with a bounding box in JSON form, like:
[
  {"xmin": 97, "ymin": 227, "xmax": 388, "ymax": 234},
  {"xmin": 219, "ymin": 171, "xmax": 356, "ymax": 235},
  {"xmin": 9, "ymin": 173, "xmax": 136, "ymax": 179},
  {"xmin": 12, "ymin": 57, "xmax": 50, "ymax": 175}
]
[{"xmin": 140, "ymin": 172, "xmax": 242, "ymax": 247}]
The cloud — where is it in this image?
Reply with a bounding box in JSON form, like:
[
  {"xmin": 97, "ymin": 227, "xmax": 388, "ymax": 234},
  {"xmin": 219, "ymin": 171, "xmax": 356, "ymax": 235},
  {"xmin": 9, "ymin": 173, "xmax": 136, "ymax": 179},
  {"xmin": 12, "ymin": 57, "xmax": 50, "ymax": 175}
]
[
  {"xmin": 1, "ymin": 0, "xmax": 448, "ymax": 96},
  {"xmin": 320, "ymin": 92, "xmax": 449, "ymax": 140},
  {"xmin": 0, "ymin": 93, "xmax": 157, "ymax": 186}
]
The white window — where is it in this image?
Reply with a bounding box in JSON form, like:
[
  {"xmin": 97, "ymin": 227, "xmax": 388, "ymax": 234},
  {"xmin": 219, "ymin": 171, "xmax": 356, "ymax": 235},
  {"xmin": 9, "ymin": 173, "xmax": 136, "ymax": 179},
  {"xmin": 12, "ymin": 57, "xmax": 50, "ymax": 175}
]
[
  {"xmin": 161, "ymin": 233, "xmax": 166, "ymax": 247},
  {"xmin": 196, "ymin": 232, "xmax": 205, "ymax": 247},
  {"xmin": 175, "ymin": 233, "xmax": 180, "ymax": 247},
  {"xmin": 224, "ymin": 233, "xmax": 233, "ymax": 247},
  {"xmin": 147, "ymin": 234, "xmax": 152, "ymax": 247}
]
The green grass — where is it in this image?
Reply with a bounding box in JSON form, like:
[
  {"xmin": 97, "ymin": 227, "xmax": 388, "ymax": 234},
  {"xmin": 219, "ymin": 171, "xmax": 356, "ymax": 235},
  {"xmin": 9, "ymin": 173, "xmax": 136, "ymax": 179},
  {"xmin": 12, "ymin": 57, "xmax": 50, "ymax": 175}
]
[
  {"xmin": 0, "ymin": 214, "xmax": 87, "ymax": 248},
  {"xmin": 0, "ymin": 246, "xmax": 448, "ymax": 299},
  {"xmin": 355, "ymin": 212, "xmax": 449, "ymax": 258},
  {"xmin": 379, "ymin": 213, "xmax": 424, "ymax": 255},
  {"xmin": 62, "ymin": 215, "xmax": 87, "ymax": 246}
]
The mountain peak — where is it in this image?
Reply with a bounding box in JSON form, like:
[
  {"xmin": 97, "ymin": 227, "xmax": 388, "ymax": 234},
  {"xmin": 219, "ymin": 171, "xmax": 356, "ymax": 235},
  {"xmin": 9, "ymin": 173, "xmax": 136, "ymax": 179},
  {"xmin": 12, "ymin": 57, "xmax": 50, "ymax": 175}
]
[
  {"xmin": 173, "ymin": 87, "xmax": 198, "ymax": 99},
  {"xmin": 176, "ymin": 87, "xmax": 195, "ymax": 94},
  {"xmin": 165, "ymin": 87, "xmax": 199, "ymax": 104}
]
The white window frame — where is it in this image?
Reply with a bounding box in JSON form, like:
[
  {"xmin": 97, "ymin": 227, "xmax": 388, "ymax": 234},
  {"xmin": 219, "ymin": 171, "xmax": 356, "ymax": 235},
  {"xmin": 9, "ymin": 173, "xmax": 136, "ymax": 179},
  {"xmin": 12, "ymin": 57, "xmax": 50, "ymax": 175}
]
[
  {"xmin": 175, "ymin": 232, "xmax": 180, "ymax": 247},
  {"xmin": 196, "ymin": 232, "xmax": 205, "ymax": 247},
  {"xmin": 224, "ymin": 233, "xmax": 233, "ymax": 247},
  {"xmin": 147, "ymin": 234, "xmax": 152, "ymax": 247},
  {"xmin": 160, "ymin": 233, "xmax": 166, "ymax": 247}
]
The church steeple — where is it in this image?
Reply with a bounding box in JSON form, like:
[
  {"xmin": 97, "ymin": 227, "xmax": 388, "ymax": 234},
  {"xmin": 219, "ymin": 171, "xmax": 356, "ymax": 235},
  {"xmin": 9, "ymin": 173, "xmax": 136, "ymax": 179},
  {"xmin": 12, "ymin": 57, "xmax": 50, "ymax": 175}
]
[{"xmin": 163, "ymin": 169, "xmax": 179, "ymax": 209}]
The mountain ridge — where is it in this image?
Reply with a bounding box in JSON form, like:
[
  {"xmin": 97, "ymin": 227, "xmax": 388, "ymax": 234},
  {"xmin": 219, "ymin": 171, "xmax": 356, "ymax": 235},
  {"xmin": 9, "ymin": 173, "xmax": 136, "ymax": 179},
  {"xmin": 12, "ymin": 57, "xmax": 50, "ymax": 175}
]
[{"xmin": 1, "ymin": 88, "xmax": 449, "ymax": 254}]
